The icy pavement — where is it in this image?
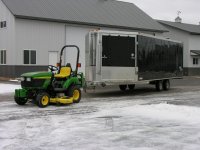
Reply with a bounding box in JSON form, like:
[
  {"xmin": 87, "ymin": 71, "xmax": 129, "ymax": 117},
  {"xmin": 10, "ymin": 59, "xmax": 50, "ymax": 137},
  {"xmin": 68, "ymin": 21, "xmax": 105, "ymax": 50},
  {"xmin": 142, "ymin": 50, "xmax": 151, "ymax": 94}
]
[
  {"xmin": 0, "ymin": 83, "xmax": 20, "ymax": 94},
  {"xmin": 1, "ymin": 85, "xmax": 200, "ymax": 150}
]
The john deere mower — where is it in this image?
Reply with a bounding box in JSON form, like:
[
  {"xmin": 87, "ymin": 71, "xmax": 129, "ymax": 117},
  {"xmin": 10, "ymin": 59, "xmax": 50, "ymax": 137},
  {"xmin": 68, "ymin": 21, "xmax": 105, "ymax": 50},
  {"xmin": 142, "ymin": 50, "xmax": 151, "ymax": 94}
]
[{"xmin": 14, "ymin": 45, "xmax": 84, "ymax": 108}]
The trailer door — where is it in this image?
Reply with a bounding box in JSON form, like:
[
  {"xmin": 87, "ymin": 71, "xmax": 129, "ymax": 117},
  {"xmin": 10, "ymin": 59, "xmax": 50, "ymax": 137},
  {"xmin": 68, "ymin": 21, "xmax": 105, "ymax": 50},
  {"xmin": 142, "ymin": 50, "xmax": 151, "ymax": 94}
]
[{"xmin": 101, "ymin": 35, "xmax": 137, "ymax": 82}]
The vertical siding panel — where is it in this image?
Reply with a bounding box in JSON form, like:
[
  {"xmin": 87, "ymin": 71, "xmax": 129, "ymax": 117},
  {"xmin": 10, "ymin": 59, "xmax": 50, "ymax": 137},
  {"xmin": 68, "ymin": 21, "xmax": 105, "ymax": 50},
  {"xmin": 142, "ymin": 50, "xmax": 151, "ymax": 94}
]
[
  {"xmin": 15, "ymin": 19, "xmax": 65, "ymax": 65},
  {"xmin": 0, "ymin": 0, "xmax": 15, "ymax": 65}
]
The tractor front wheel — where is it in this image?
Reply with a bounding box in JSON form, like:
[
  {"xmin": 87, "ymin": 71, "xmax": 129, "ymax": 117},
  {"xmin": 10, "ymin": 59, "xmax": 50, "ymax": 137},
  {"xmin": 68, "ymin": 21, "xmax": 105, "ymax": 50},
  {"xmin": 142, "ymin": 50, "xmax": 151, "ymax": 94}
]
[
  {"xmin": 14, "ymin": 97, "xmax": 28, "ymax": 105},
  {"xmin": 68, "ymin": 86, "xmax": 81, "ymax": 103},
  {"xmin": 36, "ymin": 92, "xmax": 50, "ymax": 108}
]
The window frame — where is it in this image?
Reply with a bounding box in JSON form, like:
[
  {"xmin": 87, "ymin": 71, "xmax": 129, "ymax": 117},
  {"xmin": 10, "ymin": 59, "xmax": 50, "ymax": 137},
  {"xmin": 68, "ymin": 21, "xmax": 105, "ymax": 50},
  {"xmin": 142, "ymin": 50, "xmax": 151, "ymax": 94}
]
[
  {"xmin": 0, "ymin": 22, "xmax": 3, "ymax": 28},
  {"xmin": 23, "ymin": 50, "xmax": 37, "ymax": 65},
  {"xmin": 193, "ymin": 58, "xmax": 199, "ymax": 65},
  {"xmin": 0, "ymin": 21, "xmax": 7, "ymax": 28},
  {"xmin": 3, "ymin": 21, "xmax": 6, "ymax": 28},
  {"xmin": 0, "ymin": 50, "xmax": 6, "ymax": 65}
]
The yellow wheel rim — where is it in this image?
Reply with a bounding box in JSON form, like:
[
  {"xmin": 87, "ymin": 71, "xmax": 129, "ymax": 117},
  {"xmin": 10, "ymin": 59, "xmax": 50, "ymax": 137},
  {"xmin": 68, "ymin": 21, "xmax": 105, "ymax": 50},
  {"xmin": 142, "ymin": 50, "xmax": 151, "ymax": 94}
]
[
  {"xmin": 41, "ymin": 95, "xmax": 49, "ymax": 106},
  {"xmin": 73, "ymin": 90, "xmax": 80, "ymax": 101}
]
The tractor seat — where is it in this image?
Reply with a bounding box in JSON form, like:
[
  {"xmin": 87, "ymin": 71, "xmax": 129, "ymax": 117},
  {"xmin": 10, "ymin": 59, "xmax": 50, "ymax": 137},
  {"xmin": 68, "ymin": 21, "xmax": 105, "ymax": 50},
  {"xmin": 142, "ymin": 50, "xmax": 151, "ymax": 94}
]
[{"xmin": 54, "ymin": 67, "xmax": 71, "ymax": 78}]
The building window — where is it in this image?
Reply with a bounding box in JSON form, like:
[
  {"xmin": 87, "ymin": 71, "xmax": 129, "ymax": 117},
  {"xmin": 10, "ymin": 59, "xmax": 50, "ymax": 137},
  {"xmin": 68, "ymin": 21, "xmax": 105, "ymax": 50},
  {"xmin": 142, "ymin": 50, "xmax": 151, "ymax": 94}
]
[
  {"xmin": 193, "ymin": 58, "xmax": 199, "ymax": 65},
  {"xmin": 3, "ymin": 21, "xmax": 6, "ymax": 28},
  {"xmin": 0, "ymin": 50, "xmax": 6, "ymax": 64},
  {"xmin": 0, "ymin": 21, "xmax": 6, "ymax": 28},
  {"xmin": 24, "ymin": 50, "xmax": 36, "ymax": 64}
]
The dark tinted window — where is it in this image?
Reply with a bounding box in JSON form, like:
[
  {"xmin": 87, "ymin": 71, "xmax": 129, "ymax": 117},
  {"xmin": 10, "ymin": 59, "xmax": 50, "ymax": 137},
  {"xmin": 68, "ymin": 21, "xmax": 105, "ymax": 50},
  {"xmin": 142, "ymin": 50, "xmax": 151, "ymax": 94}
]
[
  {"xmin": 3, "ymin": 50, "xmax": 6, "ymax": 64},
  {"xmin": 24, "ymin": 50, "xmax": 36, "ymax": 64},
  {"xmin": 0, "ymin": 22, "xmax": 3, "ymax": 28},
  {"xmin": 0, "ymin": 51, "xmax": 3, "ymax": 64},
  {"xmin": 31, "ymin": 50, "xmax": 36, "ymax": 64},
  {"xmin": 3, "ymin": 21, "xmax": 6, "ymax": 28},
  {"xmin": 0, "ymin": 50, "xmax": 6, "ymax": 64},
  {"xmin": 24, "ymin": 50, "xmax": 29, "ymax": 64}
]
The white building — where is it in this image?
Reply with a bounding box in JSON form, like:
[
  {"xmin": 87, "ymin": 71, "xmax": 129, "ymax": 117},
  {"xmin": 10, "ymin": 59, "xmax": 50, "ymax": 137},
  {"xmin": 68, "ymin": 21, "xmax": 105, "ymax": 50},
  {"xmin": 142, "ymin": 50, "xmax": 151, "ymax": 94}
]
[
  {"xmin": 158, "ymin": 19, "xmax": 200, "ymax": 76},
  {"xmin": 0, "ymin": 0, "xmax": 166, "ymax": 78}
]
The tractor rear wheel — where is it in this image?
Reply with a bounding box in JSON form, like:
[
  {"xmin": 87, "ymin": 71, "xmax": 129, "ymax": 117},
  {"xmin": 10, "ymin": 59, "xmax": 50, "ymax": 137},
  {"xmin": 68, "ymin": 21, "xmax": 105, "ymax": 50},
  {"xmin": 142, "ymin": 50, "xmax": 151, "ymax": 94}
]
[
  {"xmin": 36, "ymin": 92, "xmax": 50, "ymax": 108},
  {"xmin": 68, "ymin": 86, "xmax": 81, "ymax": 103},
  {"xmin": 14, "ymin": 97, "xmax": 28, "ymax": 105}
]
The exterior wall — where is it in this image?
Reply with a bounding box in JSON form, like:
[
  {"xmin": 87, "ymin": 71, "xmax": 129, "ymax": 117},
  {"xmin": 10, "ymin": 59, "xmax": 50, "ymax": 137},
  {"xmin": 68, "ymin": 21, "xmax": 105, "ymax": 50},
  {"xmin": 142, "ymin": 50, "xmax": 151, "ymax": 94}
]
[
  {"xmin": 15, "ymin": 19, "xmax": 66, "ymax": 66},
  {"xmin": 188, "ymin": 35, "xmax": 200, "ymax": 68},
  {"xmin": 0, "ymin": 0, "xmax": 15, "ymax": 65},
  {"xmin": 162, "ymin": 25, "xmax": 190, "ymax": 68},
  {"xmin": 162, "ymin": 24, "xmax": 200, "ymax": 76}
]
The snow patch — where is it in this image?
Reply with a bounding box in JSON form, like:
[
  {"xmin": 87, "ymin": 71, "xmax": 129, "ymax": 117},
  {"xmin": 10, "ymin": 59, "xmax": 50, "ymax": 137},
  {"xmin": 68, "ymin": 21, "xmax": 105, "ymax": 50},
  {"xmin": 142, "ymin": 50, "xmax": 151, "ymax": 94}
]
[
  {"xmin": 0, "ymin": 83, "xmax": 21, "ymax": 94},
  {"xmin": 96, "ymin": 103, "xmax": 200, "ymax": 124}
]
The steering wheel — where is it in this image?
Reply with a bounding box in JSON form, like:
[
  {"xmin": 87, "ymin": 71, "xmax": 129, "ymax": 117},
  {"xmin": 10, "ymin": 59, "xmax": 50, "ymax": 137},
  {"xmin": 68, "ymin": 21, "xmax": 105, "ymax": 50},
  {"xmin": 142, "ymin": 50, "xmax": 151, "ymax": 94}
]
[{"xmin": 48, "ymin": 65, "xmax": 58, "ymax": 72}]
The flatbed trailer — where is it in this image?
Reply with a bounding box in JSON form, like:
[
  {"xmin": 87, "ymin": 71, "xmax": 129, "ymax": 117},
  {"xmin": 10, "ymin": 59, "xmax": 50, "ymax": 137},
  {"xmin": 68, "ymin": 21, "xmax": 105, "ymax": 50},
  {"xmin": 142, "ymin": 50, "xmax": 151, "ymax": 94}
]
[{"xmin": 85, "ymin": 30, "xmax": 183, "ymax": 91}]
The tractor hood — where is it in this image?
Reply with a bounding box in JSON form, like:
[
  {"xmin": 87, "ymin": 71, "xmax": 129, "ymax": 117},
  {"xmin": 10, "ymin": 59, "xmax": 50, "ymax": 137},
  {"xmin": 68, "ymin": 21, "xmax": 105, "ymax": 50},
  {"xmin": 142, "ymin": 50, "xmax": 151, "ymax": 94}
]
[{"xmin": 21, "ymin": 71, "xmax": 52, "ymax": 78}]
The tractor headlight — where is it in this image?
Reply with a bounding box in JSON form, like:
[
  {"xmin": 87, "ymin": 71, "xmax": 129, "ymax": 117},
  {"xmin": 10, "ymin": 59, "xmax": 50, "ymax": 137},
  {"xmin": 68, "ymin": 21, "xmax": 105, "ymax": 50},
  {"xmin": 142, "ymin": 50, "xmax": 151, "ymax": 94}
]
[
  {"xmin": 26, "ymin": 77, "xmax": 32, "ymax": 82},
  {"xmin": 20, "ymin": 77, "xmax": 25, "ymax": 81}
]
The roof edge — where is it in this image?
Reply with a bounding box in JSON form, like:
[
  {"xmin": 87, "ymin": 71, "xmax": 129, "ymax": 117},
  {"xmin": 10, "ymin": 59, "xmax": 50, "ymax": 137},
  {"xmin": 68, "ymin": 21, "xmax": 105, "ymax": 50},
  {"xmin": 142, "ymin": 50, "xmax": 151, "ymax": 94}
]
[
  {"xmin": 158, "ymin": 21, "xmax": 191, "ymax": 33},
  {"xmin": 15, "ymin": 15, "xmax": 167, "ymax": 33},
  {"xmin": 158, "ymin": 20, "xmax": 200, "ymax": 35},
  {"xmin": 1, "ymin": 0, "xmax": 15, "ymax": 16}
]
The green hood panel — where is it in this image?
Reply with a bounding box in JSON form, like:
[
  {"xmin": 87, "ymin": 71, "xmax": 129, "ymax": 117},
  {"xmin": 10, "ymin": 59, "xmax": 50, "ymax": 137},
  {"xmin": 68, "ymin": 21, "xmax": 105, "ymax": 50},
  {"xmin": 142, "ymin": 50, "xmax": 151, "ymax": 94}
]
[{"xmin": 21, "ymin": 71, "xmax": 52, "ymax": 78}]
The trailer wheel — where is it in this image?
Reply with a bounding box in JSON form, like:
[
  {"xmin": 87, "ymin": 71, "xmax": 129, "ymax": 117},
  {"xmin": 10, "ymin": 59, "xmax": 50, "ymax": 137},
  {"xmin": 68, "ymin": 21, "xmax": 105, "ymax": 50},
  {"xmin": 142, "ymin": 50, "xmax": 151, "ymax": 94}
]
[
  {"xmin": 128, "ymin": 84, "xmax": 135, "ymax": 91},
  {"xmin": 68, "ymin": 86, "xmax": 81, "ymax": 103},
  {"xmin": 14, "ymin": 97, "xmax": 28, "ymax": 105},
  {"xmin": 163, "ymin": 80, "xmax": 170, "ymax": 90},
  {"xmin": 155, "ymin": 81, "xmax": 163, "ymax": 91},
  {"xmin": 119, "ymin": 85, "xmax": 127, "ymax": 91},
  {"xmin": 36, "ymin": 92, "xmax": 50, "ymax": 108}
]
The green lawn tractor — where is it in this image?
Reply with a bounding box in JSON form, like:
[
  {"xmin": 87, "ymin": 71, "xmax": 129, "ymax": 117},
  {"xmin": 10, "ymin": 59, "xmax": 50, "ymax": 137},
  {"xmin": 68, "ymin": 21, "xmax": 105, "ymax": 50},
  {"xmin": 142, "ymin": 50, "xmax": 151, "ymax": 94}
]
[{"xmin": 14, "ymin": 45, "xmax": 84, "ymax": 108}]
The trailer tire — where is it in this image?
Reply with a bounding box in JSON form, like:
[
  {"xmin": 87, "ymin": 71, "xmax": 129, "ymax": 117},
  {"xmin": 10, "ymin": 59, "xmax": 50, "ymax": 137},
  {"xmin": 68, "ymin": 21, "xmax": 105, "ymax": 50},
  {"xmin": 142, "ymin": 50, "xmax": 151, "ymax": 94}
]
[
  {"xmin": 14, "ymin": 97, "xmax": 28, "ymax": 105},
  {"xmin": 163, "ymin": 80, "xmax": 170, "ymax": 90},
  {"xmin": 36, "ymin": 92, "xmax": 50, "ymax": 108},
  {"xmin": 119, "ymin": 85, "xmax": 127, "ymax": 91},
  {"xmin": 155, "ymin": 80, "xmax": 163, "ymax": 91},
  {"xmin": 128, "ymin": 84, "xmax": 135, "ymax": 91}
]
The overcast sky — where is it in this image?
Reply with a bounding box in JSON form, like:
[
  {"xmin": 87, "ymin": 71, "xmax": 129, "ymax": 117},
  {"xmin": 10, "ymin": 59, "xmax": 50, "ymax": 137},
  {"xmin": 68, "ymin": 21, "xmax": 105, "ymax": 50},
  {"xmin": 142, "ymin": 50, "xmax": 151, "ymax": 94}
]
[{"xmin": 121, "ymin": 0, "xmax": 200, "ymax": 25}]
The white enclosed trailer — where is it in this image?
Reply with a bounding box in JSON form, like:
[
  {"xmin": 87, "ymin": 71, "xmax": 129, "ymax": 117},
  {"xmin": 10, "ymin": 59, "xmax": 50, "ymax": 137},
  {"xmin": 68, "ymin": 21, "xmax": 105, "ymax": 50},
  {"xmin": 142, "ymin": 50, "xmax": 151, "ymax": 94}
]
[{"xmin": 85, "ymin": 30, "xmax": 183, "ymax": 91}]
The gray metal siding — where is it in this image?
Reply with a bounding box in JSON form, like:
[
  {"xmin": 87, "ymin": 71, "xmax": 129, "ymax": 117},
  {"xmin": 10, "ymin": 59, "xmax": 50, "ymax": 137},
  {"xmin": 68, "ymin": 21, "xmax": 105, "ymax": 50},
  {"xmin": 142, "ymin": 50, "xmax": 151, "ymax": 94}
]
[
  {"xmin": 0, "ymin": 0, "xmax": 15, "ymax": 65},
  {"xmin": 2, "ymin": 0, "xmax": 167, "ymax": 32},
  {"xmin": 15, "ymin": 19, "xmax": 66, "ymax": 65}
]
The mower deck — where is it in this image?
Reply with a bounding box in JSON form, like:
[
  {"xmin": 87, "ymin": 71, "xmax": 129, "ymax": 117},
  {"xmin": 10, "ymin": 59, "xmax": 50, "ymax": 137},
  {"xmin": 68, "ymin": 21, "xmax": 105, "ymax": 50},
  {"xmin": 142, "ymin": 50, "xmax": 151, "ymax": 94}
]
[{"xmin": 50, "ymin": 97, "xmax": 74, "ymax": 104}]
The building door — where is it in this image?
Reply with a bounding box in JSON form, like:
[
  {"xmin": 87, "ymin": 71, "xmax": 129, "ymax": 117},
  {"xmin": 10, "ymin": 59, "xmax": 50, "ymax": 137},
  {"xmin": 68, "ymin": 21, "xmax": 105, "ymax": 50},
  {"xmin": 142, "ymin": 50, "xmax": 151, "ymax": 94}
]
[{"xmin": 48, "ymin": 51, "xmax": 58, "ymax": 66}]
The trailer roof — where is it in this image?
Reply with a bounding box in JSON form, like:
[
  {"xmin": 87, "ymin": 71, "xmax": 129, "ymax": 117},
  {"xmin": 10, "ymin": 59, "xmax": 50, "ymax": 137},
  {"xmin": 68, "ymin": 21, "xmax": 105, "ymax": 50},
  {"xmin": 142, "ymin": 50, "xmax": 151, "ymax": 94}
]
[{"xmin": 2, "ymin": 0, "xmax": 167, "ymax": 33}]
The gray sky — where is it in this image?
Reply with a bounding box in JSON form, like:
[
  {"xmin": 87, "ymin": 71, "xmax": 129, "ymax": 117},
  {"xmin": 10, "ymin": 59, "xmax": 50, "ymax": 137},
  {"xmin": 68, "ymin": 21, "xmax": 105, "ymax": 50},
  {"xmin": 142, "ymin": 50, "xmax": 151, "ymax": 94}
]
[{"xmin": 121, "ymin": 0, "xmax": 200, "ymax": 25}]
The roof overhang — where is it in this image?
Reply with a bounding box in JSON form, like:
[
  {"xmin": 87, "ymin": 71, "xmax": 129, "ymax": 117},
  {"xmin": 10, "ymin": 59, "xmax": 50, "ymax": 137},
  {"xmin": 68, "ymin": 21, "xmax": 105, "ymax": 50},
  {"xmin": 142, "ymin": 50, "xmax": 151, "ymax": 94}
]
[
  {"xmin": 190, "ymin": 50, "xmax": 200, "ymax": 56},
  {"xmin": 15, "ymin": 15, "xmax": 168, "ymax": 33}
]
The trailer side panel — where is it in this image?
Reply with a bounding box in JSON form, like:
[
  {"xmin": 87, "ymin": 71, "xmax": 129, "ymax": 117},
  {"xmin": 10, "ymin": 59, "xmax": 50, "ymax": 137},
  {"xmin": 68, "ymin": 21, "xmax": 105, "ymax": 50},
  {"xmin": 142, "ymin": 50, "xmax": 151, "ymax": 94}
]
[{"xmin": 137, "ymin": 35, "xmax": 183, "ymax": 80}]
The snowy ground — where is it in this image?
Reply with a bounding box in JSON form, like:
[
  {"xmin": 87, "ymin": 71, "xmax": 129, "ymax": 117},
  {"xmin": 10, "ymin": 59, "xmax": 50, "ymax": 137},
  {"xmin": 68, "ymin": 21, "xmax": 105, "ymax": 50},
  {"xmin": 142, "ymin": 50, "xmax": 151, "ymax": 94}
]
[
  {"xmin": 0, "ymin": 83, "xmax": 20, "ymax": 94},
  {"xmin": 1, "ymin": 78, "xmax": 200, "ymax": 150}
]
